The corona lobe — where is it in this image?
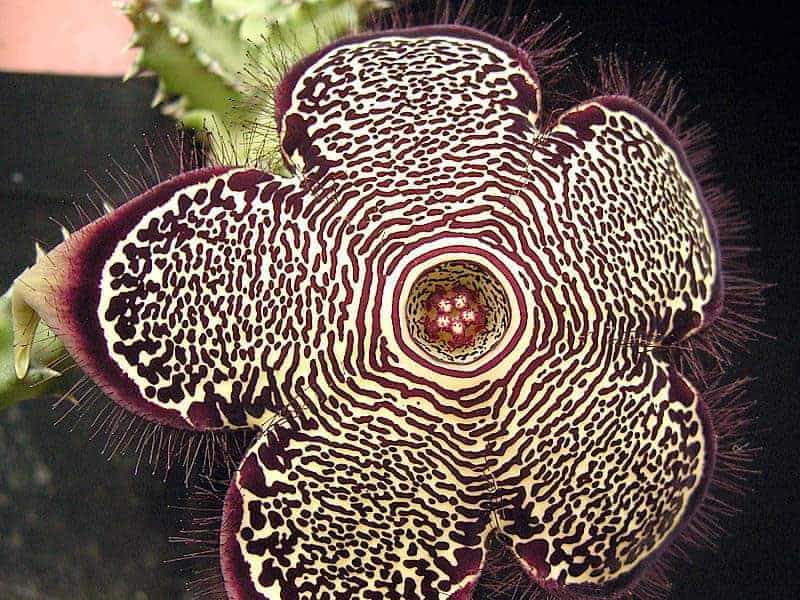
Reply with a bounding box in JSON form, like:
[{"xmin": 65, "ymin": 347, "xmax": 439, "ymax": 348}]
[{"xmin": 14, "ymin": 24, "xmax": 723, "ymax": 599}]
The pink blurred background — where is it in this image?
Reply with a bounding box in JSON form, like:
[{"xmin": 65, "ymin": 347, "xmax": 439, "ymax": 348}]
[{"xmin": 0, "ymin": 0, "xmax": 134, "ymax": 75}]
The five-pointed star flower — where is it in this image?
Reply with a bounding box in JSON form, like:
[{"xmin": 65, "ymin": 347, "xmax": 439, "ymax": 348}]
[{"xmin": 14, "ymin": 24, "xmax": 722, "ymax": 600}]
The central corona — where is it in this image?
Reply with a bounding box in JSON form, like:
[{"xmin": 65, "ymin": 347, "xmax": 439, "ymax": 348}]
[{"xmin": 405, "ymin": 259, "xmax": 511, "ymax": 364}]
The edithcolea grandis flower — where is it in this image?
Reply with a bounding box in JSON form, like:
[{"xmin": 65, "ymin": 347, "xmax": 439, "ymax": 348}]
[{"xmin": 10, "ymin": 5, "xmax": 761, "ymax": 600}]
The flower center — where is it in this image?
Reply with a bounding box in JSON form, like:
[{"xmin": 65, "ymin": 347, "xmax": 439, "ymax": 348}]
[
  {"xmin": 404, "ymin": 259, "xmax": 510, "ymax": 364},
  {"xmin": 424, "ymin": 285, "xmax": 487, "ymax": 350}
]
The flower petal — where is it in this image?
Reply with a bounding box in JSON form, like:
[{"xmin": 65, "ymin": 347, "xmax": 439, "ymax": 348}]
[
  {"xmin": 14, "ymin": 167, "xmax": 311, "ymax": 430},
  {"xmin": 494, "ymin": 357, "xmax": 713, "ymax": 595},
  {"xmin": 222, "ymin": 422, "xmax": 492, "ymax": 599},
  {"xmin": 547, "ymin": 96, "xmax": 722, "ymax": 342},
  {"xmin": 275, "ymin": 25, "xmax": 542, "ymax": 185}
]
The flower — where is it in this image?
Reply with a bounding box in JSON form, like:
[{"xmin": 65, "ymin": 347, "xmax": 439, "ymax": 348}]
[{"xmin": 14, "ymin": 23, "xmax": 727, "ymax": 600}]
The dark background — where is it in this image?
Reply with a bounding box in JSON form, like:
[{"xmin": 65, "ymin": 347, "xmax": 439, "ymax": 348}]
[{"xmin": 1, "ymin": 1, "xmax": 797, "ymax": 599}]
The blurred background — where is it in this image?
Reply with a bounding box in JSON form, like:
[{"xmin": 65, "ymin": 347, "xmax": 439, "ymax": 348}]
[{"xmin": 1, "ymin": 1, "xmax": 798, "ymax": 599}]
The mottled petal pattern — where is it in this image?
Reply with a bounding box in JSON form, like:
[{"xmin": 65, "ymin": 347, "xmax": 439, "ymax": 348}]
[
  {"xmin": 551, "ymin": 96, "xmax": 720, "ymax": 341},
  {"xmin": 497, "ymin": 360, "xmax": 712, "ymax": 593},
  {"xmin": 17, "ymin": 167, "xmax": 313, "ymax": 430},
  {"xmin": 223, "ymin": 420, "xmax": 490, "ymax": 599}
]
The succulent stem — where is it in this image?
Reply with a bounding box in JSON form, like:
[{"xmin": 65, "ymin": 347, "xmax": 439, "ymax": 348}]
[{"xmin": 119, "ymin": 0, "xmax": 390, "ymax": 167}]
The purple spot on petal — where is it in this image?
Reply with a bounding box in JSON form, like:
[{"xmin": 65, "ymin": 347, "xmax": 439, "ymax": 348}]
[{"xmin": 516, "ymin": 539, "xmax": 551, "ymax": 579}]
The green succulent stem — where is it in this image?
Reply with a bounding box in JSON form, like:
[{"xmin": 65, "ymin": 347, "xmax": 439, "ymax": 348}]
[{"xmin": 120, "ymin": 0, "xmax": 390, "ymax": 167}]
